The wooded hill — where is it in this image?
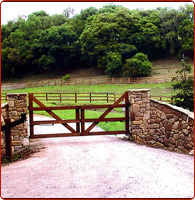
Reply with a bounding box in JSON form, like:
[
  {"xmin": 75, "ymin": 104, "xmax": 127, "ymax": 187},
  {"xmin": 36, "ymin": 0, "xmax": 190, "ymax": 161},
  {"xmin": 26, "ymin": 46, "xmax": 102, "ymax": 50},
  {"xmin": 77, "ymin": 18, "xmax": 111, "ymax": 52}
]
[{"xmin": 1, "ymin": 4, "xmax": 194, "ymax": 79}]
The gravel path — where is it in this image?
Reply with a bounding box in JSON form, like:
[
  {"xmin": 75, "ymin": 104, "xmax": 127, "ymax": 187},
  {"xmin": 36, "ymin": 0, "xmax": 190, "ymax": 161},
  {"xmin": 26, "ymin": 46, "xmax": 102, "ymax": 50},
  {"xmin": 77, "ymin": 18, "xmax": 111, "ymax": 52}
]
[{"xmin": 1, "ymin": 115, "xmax": 194, "ymax": 198}]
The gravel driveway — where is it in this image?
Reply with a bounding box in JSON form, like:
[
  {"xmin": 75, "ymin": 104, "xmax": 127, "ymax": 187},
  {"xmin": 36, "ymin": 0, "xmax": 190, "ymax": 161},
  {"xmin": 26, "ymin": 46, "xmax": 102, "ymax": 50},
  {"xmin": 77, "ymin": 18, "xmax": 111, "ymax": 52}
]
[{"xmin": 1, "ymin": 115, "xmax": 194, "ymax": 198}]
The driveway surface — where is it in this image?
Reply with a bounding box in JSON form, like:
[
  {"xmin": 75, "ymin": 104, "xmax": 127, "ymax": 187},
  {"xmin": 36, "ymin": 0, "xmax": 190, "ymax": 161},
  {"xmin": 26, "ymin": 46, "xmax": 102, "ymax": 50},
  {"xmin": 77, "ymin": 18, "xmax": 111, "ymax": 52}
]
[{"xmin": 1, "ymin": 115, "xmax": 194, "ymax": 198}]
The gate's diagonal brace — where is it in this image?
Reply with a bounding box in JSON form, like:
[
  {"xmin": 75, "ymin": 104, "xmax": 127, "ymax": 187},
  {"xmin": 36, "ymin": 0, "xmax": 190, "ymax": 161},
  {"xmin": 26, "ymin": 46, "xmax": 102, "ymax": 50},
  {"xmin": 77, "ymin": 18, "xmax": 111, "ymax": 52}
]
[
  {"xmin": 32, "ymin": 96, "xmax": 76, "ymax": 133},
  {"xmin": 85, "ymin": 92, "xmax": 126, "ymax": 133}
]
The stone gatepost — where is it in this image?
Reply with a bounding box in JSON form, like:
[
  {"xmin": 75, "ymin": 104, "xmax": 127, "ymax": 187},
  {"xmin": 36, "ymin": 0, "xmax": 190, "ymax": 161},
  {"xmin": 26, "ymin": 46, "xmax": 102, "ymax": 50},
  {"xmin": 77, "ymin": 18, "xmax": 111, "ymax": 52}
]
[
  {"xmin": 6, "ymin": 93, "xmax": 29, "ymax": 153},
  {"xmin": 128, "ymin": 89, "xmax": 150, "ymax": 144}
]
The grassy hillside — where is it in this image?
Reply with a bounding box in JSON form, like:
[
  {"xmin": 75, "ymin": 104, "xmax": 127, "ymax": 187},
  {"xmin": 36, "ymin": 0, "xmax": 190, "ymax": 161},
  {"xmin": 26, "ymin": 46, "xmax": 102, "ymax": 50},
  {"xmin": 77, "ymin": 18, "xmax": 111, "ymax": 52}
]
[
  {"xmin": 2, "ymin": 56, "xmax": 194, "ymax": 84},
  {"xmin": 5, "ymin": 82, "xmax": 175, "ymax": 96}
]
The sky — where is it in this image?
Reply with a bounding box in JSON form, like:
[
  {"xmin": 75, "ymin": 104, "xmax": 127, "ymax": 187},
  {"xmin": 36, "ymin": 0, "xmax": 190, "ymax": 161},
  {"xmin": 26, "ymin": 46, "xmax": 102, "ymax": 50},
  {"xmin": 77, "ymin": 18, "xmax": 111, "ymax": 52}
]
[{"xmin": 1, "ymin": 1, "xmax": 194, "ymax": 25}]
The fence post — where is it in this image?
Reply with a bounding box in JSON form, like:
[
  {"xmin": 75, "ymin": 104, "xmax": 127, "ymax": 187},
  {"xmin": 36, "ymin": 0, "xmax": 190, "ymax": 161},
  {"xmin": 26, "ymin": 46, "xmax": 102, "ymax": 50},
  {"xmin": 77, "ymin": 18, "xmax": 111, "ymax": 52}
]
[
  {"xmin": 90, "ymin": 93, "xmax": 92, "ymax": 103},
  {"xmin": 114, "ymin": 94, "xmax": 116, "ymax": 102},
  {"xmin": 60, "ymin": 93, "xmax": 62, "ymax": 102},
  {"xmin": 75, "ymin": 93, "xmax": 77, "ymax": 103},
  {"xmin": 4, "ymin": 118, "xmax": 12, "ymax": 160},
  {"xmin": 171, "ymin": 97, "xmax": 173, "ymax": 105},
  {"xmin": 107, "ymin": 93, "xmax": 109, "ymax": 103}
]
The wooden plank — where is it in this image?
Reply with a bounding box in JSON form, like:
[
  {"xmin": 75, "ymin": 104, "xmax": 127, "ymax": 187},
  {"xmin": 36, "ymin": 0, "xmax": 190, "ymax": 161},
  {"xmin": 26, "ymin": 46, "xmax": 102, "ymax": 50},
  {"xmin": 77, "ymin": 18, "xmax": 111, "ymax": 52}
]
[
  {"xmin": 30, "ymin": 133, "xmax": 81, "ymax": 138},
  {"xmin": 81, "ymin": 131, "xmax": 126, "ymax": 136},
  {"xmin": 125, "ymin": 91, "xmax": 130, "ymax": 135},
  {"xmin": 31, "ymin": 119, "xmax": 80, "ymax": 125},
  {"xmin": 81, "ymin": 109, "xmax": 85, "ymax": 133},
  {"xmin": 30, "ymin": 104, "xmax": 126, "ymax": 111},
  {"xmin": 81, "ymin": 117, "xmax": 126, "ymax": 123},
  {"xmin": 30, "ymin": 131, "xmax": 126, "ymax": 138},
  {"xmin": 76, "ymin": 109, "xmax": 80, "ymax": 132},
  {"xmin": 32, "ymin": 96, "xmax": 76, "ymax": 133},
  {"xmin": 29, "ymin": 94, "xmax": 34, "ymax": 137}
]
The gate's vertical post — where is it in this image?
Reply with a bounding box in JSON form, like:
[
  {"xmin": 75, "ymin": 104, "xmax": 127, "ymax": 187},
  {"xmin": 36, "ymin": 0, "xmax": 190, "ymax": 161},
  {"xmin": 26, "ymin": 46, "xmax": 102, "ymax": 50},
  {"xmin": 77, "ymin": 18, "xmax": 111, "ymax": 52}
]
[
  {"xmin": 76, "ymin": 109, "xmax": 80, "ymax": 133},
  {"xmin": 81, "ymin": 109, "xmax": 85, "ymax": 133},
  {"xmin": 125, "ymin": 91, "xmax": 130, "ymax": 135},
  {"xmin": 29, "ymin": 93, "xmax": 34, "ymax": 137}
]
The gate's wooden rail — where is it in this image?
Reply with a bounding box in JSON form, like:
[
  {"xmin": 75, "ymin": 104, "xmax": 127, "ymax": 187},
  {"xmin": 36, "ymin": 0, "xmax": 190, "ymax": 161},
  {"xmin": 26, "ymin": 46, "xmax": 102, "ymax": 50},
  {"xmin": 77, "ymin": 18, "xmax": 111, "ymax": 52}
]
[{"xmin": 28, "ymin": 92, "xmax": 130, "ymax": 138}]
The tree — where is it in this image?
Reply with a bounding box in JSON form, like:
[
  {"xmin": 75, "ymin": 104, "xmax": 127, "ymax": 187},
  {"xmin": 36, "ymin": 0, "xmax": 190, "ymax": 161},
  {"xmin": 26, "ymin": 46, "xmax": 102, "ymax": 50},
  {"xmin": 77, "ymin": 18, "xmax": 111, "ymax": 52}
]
[
  {"xmin": 178, "ymin": 5, "xmax": 194, "ymax": 57},
  {"xmin": 172, "ymin": 54, "xmax": 194, "ymax": 111},
  {"xmin": 35, "ymin": 24, "xmax": 77, "ymax": 70},
  {"xmin": 158, "ymin": 7, "xmax": 180, "ymax": 55},
  {"xmin": 79, "ymin": 7, "xmax": 141, "ymax": 70},
  {"xmin": 98, "ymin": 52, "xmax": 122, "ymax": 77},
  {"xmin": 63, "ymin": 7, "xmax": 75, "ymax": 18},
  {"xmin": 122, "ymin": 53, "xmax": 152, "ymax": 77}
]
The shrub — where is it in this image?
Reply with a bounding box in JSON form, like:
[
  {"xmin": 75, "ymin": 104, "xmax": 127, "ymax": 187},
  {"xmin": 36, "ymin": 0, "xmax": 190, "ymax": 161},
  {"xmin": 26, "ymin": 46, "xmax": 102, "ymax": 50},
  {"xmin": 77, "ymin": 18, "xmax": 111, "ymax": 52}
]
[
  {"xmin": 122, "ymin": 52, "xmax": 152, "ymax": 77},
  {"xmin": 98, "ymin": 52, "xmax": 122, "ymax": 77},
  {"xmin": 62, "ymin": 74, "xmax": 70, "ymax": 81},
  {"xmin": 172, "ymin": 55, "xmax": 194, "ymax": 111}
]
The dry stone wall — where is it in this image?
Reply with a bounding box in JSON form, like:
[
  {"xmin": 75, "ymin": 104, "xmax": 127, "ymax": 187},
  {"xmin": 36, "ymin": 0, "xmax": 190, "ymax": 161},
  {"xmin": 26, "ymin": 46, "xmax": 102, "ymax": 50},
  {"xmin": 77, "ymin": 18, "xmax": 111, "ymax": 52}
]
[
  {"xmin": 129, "ymin": 89, "xmax": 194, "ymax": 154},
  {"xmin": 1, "ymin": 93, "xmax": 29, "ymax": 156}
]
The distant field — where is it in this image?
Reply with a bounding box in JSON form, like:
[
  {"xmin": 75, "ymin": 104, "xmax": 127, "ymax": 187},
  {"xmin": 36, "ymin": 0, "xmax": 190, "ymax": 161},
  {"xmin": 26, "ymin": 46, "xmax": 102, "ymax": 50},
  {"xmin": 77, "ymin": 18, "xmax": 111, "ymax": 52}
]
[{"xmin": 4, "ymin": 82, "xmax": 175, "ymax": 97}]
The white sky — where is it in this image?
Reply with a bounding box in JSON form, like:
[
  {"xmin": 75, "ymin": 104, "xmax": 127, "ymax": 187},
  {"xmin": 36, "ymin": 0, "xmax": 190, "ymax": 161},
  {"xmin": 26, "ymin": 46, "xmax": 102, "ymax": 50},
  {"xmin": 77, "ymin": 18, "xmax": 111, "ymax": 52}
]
[{"xmin": 1, "ymin": 1, "xmax": 194, "ymax": 25}]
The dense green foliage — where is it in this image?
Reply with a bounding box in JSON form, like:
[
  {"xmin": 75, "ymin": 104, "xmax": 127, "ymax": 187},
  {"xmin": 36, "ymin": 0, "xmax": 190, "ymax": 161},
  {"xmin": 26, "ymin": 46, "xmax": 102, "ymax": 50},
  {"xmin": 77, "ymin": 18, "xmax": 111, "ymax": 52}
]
[
  {"xmin": 122, "ymin": 53, "xmax": 152, "ymax": 77},
  {"xmin": 2, "ymin": 4, "xmax": 194, "ymax": 78},
  {"xmin": 172, "ymin": 56, "xmax": 194, "ymax": 111}
]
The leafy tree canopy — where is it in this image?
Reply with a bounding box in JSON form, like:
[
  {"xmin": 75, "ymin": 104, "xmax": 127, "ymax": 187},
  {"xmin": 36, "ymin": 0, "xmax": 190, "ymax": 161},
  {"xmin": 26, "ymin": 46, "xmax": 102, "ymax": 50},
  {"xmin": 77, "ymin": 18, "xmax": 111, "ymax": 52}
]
[{"xmin": 1, "ymin": 4, "xmax": 194, "ymax": 78}]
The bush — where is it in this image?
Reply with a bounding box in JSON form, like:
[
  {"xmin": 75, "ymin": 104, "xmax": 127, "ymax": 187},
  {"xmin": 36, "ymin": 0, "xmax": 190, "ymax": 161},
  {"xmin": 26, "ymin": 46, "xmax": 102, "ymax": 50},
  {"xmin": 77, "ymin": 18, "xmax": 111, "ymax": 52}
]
[
  {"xmin": 62, "ymin": 74, "xmax": 70, "ymax": 81},
  {"xmin": 172, "ymin": 55, "xmax": 194, "ymax": 111},
  {"xmin": 98, "ymin": 52, "xmax": 122, "ymax": 77},
  {"xmin": 122, "ymin": 52, "xmax": 152, "ymax": 77}
]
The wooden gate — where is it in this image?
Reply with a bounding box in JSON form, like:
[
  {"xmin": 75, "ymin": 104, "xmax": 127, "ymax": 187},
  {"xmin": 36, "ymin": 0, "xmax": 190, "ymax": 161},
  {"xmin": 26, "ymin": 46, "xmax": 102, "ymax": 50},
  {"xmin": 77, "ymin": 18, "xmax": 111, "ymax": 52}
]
[{"xmin": 28, "ymin": 92, "xmax": 129, "ymax": 138}]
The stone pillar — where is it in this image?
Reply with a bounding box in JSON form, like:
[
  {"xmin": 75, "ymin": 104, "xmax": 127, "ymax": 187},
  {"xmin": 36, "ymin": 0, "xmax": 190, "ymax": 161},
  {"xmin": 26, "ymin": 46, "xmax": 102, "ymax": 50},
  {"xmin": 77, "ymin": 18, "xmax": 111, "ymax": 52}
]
[
  {"xmin": 128, "ymin": 89, "xmax": 150, "ymax": 144},
  {"xmin": 6, "ymin": 93, "xmax": 29, "ymax": 153}
]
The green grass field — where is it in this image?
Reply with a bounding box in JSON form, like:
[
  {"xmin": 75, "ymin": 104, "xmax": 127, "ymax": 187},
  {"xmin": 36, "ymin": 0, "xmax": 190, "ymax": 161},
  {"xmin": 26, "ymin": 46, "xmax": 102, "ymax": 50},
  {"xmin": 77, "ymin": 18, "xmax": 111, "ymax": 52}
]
[{"xmin": 5, "ymin": 82, "xmax": 176, "ymax": 96}]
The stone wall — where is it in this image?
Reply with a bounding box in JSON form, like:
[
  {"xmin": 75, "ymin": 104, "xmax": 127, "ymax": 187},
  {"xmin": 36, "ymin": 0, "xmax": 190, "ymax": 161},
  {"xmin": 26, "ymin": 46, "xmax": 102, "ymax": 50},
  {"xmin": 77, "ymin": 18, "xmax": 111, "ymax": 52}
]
[
  {"xmin": 1, "ymin": 93, "xmax": 29, "ymax": 156},
  {"xmin": 129, "ymin": 89, "xmax": 194, "ymax": 154}
]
